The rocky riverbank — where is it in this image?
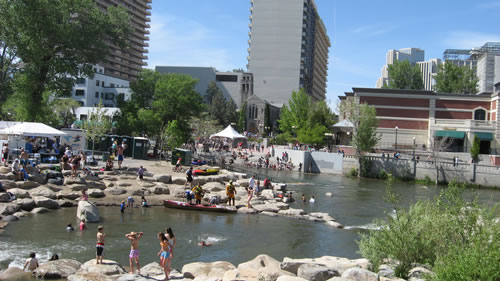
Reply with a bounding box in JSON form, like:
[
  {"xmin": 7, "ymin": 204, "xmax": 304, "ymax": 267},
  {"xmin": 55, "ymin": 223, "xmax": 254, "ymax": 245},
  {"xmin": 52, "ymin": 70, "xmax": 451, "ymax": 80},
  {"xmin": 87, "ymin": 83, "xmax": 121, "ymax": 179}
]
[
  {"xmin": 0, "ymin": 253, "xmax": 434, "ymax": 281},
  {"xmin": 0, "ymin": 161, "xmax": 343, "ymax": 232}
]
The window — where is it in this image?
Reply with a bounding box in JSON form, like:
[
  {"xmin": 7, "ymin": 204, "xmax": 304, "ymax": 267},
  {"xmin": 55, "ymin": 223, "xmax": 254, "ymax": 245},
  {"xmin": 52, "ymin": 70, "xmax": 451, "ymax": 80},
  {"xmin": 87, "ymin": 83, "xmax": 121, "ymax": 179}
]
[
  {"xmin": 76, "ymin": 78, "xmax": 86, "ymax": 84},
  {"xmin": 80, "ymin": 114, "xmax": 87, "ymax": 120},
  {"xmin": 96, "ymin": 80, "xmax": 100, "ymax": 86},
  {"xmin": 474, "ymin": 109, "xmax": 486, "ymax": 120},
  {"xmin": 95, "ymin": 91, "xmax": 99, "ymax": 98},
  {"xmin": 101, "ymin": 81, "xmax": 104, "ymax": 87},
  {"xmin": 216, "ymin": 75, "xmax": 238, "ymax": 82},
  {"xmin": 110, "ymin": 83, "xmax": 115, "ymax": 87},
  {"xmin": 104, "ymin": 92, "xmax": 114, "ymax": 100},
  {"xmin": 75, "ymin": 89, "xmax": 85, "ymax": 96}
]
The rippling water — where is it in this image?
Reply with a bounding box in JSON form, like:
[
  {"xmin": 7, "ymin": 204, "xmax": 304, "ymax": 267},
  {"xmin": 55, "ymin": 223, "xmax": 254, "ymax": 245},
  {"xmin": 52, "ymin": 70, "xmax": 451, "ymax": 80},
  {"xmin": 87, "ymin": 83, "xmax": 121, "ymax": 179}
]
[{"xmin": 1, "ymin": 171, "xmax": 499, "ymax": 271}]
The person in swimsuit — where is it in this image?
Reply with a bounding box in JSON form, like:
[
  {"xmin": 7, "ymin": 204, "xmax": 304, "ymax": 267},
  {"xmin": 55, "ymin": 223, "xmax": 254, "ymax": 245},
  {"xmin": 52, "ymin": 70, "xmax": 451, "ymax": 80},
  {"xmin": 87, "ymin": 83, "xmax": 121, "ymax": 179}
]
[
  {"xmin": 96, "ymin": 226, "xmax": 106, "ymax": 264},
  {"xmin": 23, "ymin": 252, "xmax": 39, "ymax": 271},
  {"xmin": 125, "ymin": 231, "xmax": 144, "ymax": 274},
  {"xmin": 157, "ymin": 232, "xmax": 172, "ymax": 281},
  {"xmin": 198, "ymin": 241, "xmax": 212, "ymax": 247},
  {"xmin": 79, "ymin": 219, "xmax": 86, "ymax": 231},
  {"xmin": 165, "ymin": 227, "xmax": 176, "ymax": 272}
]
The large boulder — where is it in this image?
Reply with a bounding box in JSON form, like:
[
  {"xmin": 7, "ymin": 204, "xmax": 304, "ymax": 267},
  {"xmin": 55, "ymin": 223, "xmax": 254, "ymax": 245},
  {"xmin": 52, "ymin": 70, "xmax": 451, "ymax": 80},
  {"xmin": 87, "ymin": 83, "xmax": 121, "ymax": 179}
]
[
  {"xmin": 14, "ymin": 198, "xmax": 35, "ymax": 211},
  {"xmin": 77, "ymin": 200, "xmax": 100, "ymax": 222},
  {"xmin": 87, "ymin": 181, "xmax": 106, "ymax": 190},
  {"xmin": 260, "ymin": 189, "xmax": 275, "ymax": 200},
  {"xmin": 129, "ymin": 188, "xmax": 146, "ymax": 196},
  {"xmin": 68, "ymin": 272, "xmax": 115, "ymax": 281},
  {"xmin": 64, "ymin": 177, "xmax": 86, "ymax": 185},
  {"xmin": 151, "ymin": 186, "xmax": 170, "ymax": 195},
  {"xmin": 34, "ymin": 196, "xmax": 60, "ymax": 209},
  {"xmin": 31, "ymin": 207, "xmax": 50, "ymax": 214},
  {"xmin": 276, "ymin": 277, "xmax": 309, "ymax": 281},
  {"xmin": 57, "ymin": 191, "xmax": 81, "ymax": 200},
  {"xmin": 0, "ymin": 267, "xmax": 34, "ymax": 281},
  {"xmin": 253, "ymin": 203, "xmax": 281, "ymax": 213},
  {"xmin": 325, "ymin": 221, "xmax": 344, "ymax": 228},
  {"xmin": 237, "ymin": 207, "xmax": 258, "ymax": 214},
  {"xmin": 70, "ymin": 185, "xmax": 88, "ymax": 192},
  {"xmin": 0, "ymin": 180, "xmax": 16, "ymax": 189},
  {"xmin": 15, "ymin": 181, "xmax": 40, "ymax": 190},
  {"xmin": 106, "ymin": 187, "xmax": 126, "ymax": 195},
  {"xmin": 34, "ymin": 259, "xmax": 82, "ymax": 279},
  {"xmin": 78, "ymin": 259, "xmax": 126, "ymax": 276},
  {"xmin": 28, "ymin": 173, "xmax": 48, "ymax": 184},
  {"xmin": 341, "ymin": 268, "xmax": 378, "ymax": 281},
  {"xmin": 8, "ymin": 188, "xmax": 30, "ymax": 199},
  {"xmin": 297, "ymin": 264, "xmax": 340, "ymax": 281},
  {"xmin": 117, "ymin": 274, "xmax": 157, "ymax": 281},
  {"xmin": 237, "ymin": 254, "xmax": 294, "ymax": 281},
  {"xmin": 182, "ymin": 261, "xmax": 236, "ymax": 279},
  {"xmin": 140, "ymin": 262, "xmax": 165, "ymax": 277},
  {"xmin": 0, "ymin": 192, "xmax": 10, "ymax": 202},
  {"xmin": 116, "ymin": 181, "xmax": 132, "ymax": 187},
  {"xmin": 171, "ymin": 176, "xmax": 186, "ymax": 185},
  {"xmin": 29, "ymin": 186, "xmax": 57, "ymax": 199},
  {"xmin": 408, "ymin": 266, "xmax": 434, "ymax": 279},
  {"xmin": 0, "ymin": 203, "xmax": 20, "ymax": 215},
  {"xmin": 278, "ymin": 208, "xmax": 305, "ymax": 217},
  {"xmin": 87, "ymin": 189, "xmax": 105, "ymax": 198},
  {"xmin": 48, "ymin": 178, "xmax": 64, "ymax": 186},
  {"xmin": 0, "ymin": 166, "xmax": 10, "ymax": 174},
  {"xmin": 281, "ymin": 257, "xmax": 370, "ymax": 276},
  {"xmin": 58, "ymin": 199, "xmax": 76, "ymax": 208},
  {"xmin": 156, "ymin": 174, "xmax": 172, "ymax": 184},
  {"xmin": 203, "ymin": 182, "xmax": 225, "ymax": 192},
  {"xmin": 2, "ymin": 215, "xmax": 18, "ymax": 221}
]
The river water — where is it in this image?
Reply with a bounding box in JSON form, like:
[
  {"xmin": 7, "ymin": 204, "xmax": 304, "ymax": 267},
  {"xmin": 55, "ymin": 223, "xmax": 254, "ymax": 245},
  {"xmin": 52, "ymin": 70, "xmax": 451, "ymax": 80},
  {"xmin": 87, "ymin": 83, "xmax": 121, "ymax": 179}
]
[{"xmin": 1, "ymin": 170, "xmax": 499, "ymax": 271}]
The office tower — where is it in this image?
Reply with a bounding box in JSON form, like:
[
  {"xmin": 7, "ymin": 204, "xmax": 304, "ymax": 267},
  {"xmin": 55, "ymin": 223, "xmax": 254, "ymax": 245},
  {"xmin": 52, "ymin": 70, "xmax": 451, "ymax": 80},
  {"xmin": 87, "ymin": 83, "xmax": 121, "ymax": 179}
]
[
  {"xmin": 247, "ymin": 0, "xmax": 331, "ymax": 105},
  {"xmin": 376, "ymin": 48, "xmax": 430, "ymax": 89},
  {"xmin": 416, "ymin": 58, "xmax": 441, "ymax": 91},
  {"xmin": 95, "ymin": 0, "xmax": 152, "ymax": 81}
]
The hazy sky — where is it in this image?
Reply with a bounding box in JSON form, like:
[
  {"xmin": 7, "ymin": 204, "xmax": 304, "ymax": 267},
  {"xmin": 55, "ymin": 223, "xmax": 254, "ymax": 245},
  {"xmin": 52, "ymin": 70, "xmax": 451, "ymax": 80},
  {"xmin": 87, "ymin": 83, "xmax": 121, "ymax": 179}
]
[{"xmin": 146, "ymin": 0, "xmax": 500, "ymax": 108}]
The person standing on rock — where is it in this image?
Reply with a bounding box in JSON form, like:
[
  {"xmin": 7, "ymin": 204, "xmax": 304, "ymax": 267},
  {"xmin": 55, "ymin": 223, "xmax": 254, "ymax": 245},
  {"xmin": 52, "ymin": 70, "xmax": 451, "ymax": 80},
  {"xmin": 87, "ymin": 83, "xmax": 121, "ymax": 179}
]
[
  {"xmin": 165, "ymin": 227, "xmax": 176, "ymax": 273},
  {"xmin": 157, "ymin": 232, "xmax": 172, "ymax": 281},
  {"xmin": 125, "ymin": 231, "xmax": 144, "ymax": 274},
  {"xmin": 96, "ymin": 226, "xmax": 106, "ymax": 264},
  {"xmin": 117, "ymin": 145, "xmax": 124, "ymax": 169},
  {"xmin": 226, "ymin": 180, "xmax": 236, "ymax": 206}
]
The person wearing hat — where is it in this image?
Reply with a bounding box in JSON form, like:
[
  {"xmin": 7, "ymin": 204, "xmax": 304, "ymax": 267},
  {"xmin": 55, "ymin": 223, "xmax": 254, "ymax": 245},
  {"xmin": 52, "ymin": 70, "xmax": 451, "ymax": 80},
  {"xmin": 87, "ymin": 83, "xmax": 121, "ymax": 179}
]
[{"xmin": 226, "ymin": 180, "xmax": 236, "ymax": 206}]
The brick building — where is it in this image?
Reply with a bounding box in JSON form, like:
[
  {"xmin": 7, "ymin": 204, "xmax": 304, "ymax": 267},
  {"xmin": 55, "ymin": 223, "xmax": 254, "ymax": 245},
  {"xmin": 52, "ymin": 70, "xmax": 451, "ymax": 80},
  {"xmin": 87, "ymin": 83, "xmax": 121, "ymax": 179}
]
[{"xmin": 340, "ymin": 87, "xmax": 500, "ymax": 154}]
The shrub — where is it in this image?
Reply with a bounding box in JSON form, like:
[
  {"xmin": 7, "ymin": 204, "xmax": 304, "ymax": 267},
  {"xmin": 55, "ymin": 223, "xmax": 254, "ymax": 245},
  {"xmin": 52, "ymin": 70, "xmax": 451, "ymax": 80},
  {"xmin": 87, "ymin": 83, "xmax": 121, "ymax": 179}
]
[
  {"xmin": 377, "ymin": 170, "xmax": 388, "ymax": 180},
  {"xmin": 348, "ymin": 168, "xmax": 358, "ymax": 177},
  {"xmin": 359, "ymin": 156, "xmax": 372, "ymax": 177},
  {"xmin": 358, "ymin": 181, "xmax": 496, "ymax": 279}
]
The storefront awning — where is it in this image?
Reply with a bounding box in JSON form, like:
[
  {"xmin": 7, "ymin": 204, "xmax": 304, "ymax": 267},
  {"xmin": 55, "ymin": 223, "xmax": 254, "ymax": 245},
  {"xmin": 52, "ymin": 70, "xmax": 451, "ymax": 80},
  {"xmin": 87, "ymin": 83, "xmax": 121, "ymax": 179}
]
[
  {"xmin": 474, "ymin": 132, "xmax": 494, "ymax": 141},
  {"xmin": 435, "ymin": 130, "xmax": 465, "ymax": 139}
]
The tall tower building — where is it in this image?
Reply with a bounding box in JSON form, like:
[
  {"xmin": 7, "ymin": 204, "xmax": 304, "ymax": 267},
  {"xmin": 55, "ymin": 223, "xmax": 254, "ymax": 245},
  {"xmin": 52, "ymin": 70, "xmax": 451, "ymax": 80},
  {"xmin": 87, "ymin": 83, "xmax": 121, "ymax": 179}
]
[
  {"xmin": 247, "ymin": 0, "xmax": 330, "ymax": 105},
  {"xmin": 95, "ymin": 0, "xmax": 151, "ymax": 81}
]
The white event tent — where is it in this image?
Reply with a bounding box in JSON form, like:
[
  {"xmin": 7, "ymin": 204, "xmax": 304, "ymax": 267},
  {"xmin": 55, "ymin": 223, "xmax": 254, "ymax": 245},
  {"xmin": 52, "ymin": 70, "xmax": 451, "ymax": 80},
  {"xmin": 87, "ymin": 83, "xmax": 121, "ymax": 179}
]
[
  {"xmin": 0, "ymin": 122, "xmax": 67, "ymax": 137},
  {"xmin": 210, "ymin": 125, "xmax": 247, "ymax": 140}
]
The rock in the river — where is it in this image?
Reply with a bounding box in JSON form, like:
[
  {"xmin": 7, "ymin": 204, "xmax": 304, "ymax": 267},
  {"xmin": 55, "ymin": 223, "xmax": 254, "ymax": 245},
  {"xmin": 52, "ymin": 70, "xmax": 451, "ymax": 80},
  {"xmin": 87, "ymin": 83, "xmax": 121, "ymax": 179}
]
[
  {"xmin": 325, "ymin": 192, "xmax": 333, "ymax": 197},
  {"xmin": 79, "ymin": 259, "xmax": 126, "ymax": 276},
  {"xmin": 236, "ymin": 254, "xmax": 294, "ymax": 281},
  {"xmin": 77, "ymin": 200, "xmax": 100, "ymax": 222},
  {"xmin": 156, "ymin": 174, "xmax": 172, "ymax": 184},
  {"xmin": 33, "ymin": 196, "xmax": 60, "ymax": 209},
  {"xmin": 151, "ymin": 186, "xmax": 170, "ymax": 195},
  {"xmin": 140, "ymin": 262, "xmax": 165, "ymax": 276},
  {"xmin": 68, "ymin": 272, "xmax": 114, "ymax": 281},
  {"xmin": 58, "ymin": 199, "xmax": 76, "ymax": 208},
  {"xmin": 278, "ymin": 208, "xmax": 305, "ymax": 216},
  {"xmin": 408, "ymin": 266, "xmax": 434, "ymax": 279},
  {"xmin": 8, "ymin": 188, "xmax": 30, "ymax": 198},
  {"xmin": 281, "ymin": 256, "xmax": 370, "ymax": 276},
  {"xmin": 297, "ymin": 263, "xmax": 340, "ymax": 281},
  {"xmin": 0, "ymin": 203, "xmax": 20, "ymax": 215},
  {"xmin": 253, "ymin": 203, "xmax": 281, "ymax": 213},
  {"xmin": 341, "ymin": 268, "xmax": 378, "ymax": 281},
  {"xmin": 182, "ymin": 261, "xmax": 236, "ymax": 279},
  {"xmin": 29, "ymin": 186, "xmax": 57, "ymax": 199},
  {"xmin": 34, "ymin": 259, "xmax": 82, "ymax": 279},
  {"xmin": 260, "ymin": 189, "xmax": 275, "ymax": 200},
  {"xmin": 261, "ymin": 211, "xmax": 278, "ymax": 217},
  {"xmin": 2, "ymin": 215, "xmax": 18, "ymax": 221},
  {"xmin": 0, "ymin": 266, "xmax": 34, "ymax": 281},
  {"xmin": 15, "ymin": 198, "xmax": 35, "ymax": 211},
  {"xmin": 325, "ymin": 221, "xmax": 344, "ymax": 228},
  {"xmin": 87, "ymin": 189, "xmax": 105, "ymax": 198},
  {"xmin": 237, "ymin": 207, "xmax": 258, "ymax": 214},
  {"xmin": 57, "ymin": 191, "xmax": 81, "ymax": 200},
  {"xmin": 31, "ymin": 207, "xmax": 50, "ymax": 214}
]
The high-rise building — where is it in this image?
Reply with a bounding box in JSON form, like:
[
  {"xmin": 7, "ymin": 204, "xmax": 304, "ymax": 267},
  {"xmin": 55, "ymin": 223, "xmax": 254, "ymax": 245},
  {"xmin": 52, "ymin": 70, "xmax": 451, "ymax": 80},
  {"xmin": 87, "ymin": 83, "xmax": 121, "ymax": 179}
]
[
  {"xmin": 417, "ymin": 58, "xmax": 441, "ymax": 92},
  {"xmin": 247, "ymin": 0, "xmax": 330, "ymax": 105},
  {"xmin": 95, "ymin": 0, "xmax": 151, "ymax": 81}
]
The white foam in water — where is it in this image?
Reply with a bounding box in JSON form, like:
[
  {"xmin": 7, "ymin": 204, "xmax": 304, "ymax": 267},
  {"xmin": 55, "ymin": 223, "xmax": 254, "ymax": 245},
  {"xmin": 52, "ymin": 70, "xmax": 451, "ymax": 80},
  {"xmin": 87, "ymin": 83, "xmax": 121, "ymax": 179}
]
[
  {"xmin": 198, "ymin": 234, "xmax": 226, "ymax": 244},
  {"xmin": 344, "ymin": 223, "xmax": 381, "ymax": 231}
]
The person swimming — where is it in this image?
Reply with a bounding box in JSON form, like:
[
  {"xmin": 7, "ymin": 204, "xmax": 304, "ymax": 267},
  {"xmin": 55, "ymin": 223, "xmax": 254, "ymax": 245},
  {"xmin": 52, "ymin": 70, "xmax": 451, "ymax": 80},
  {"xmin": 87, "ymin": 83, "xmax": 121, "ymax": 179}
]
[
  {"xmin": 66, "ymin": 223, "xmax": 74, "ymax": 232},
  {"xmin": 198, "ymin": 241, "xmax": 212, "ymax": 247}
]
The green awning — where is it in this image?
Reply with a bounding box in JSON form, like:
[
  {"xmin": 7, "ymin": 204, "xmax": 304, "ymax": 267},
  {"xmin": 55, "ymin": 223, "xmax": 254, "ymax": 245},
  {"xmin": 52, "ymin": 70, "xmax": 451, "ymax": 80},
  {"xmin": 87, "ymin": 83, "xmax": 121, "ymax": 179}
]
[
  {"xmin": 474, "ymin": 132, "xmax": 494, "ymax": 141},
  {"xmin": 435, "ymin": 130, "xmax": 465, "ymax": 139}
]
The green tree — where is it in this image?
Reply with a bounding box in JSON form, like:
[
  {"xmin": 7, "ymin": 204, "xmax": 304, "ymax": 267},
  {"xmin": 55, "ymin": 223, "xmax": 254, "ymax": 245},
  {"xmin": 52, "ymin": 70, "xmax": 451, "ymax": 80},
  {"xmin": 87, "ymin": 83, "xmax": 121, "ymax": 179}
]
[
  {"xmin": 384, "ymin": 60, "xmax": 424, "ymax": 90},
  {"xmin": 190, "ymin": 112, "xmax": 223, "ymax": 140},
  {"xmin": 51, "ymin": 98, "xmax": 81, "ymax": 128},
  {"xmin": 434, "ymin": 61, "xmax": 478, "ymax": 94},
  {"xmin": 205, "ymin": 81, "xmax": 218, "ymax": 105},
  {"xmin": 78, "ymin": 101, "xmax": 112, "ymax": 156},
  {"xmin": 165, "ymin": 120, "xmax": 191, "ymax": 150},
  {"xmin": 224, "ymin": 99, "xmax": 238, "ymax": 127},
  {"xmin": 470, "ymin": 134, "xmax": 480, "ymax": 163},
  {"xmin": 0, "ymin": 0, "xmax": 130, "ymax": 121},
  {"xmin": 278, "ymin": 89, "xmax": 311, "ymax": 135},
  {"xmin": 207, "ymin": 81, "xmax": 238, "ymax": 127},
  {"xmin": 237, "ymin": 102, "xmax": 247, "ymax": 132},
  {"xmin": 0, "ymin": 23, "xmax": 17, "ymax": 116},
  {"xmin": 264, "ymin": 103, "xmax": 271, "ymax": 136}
]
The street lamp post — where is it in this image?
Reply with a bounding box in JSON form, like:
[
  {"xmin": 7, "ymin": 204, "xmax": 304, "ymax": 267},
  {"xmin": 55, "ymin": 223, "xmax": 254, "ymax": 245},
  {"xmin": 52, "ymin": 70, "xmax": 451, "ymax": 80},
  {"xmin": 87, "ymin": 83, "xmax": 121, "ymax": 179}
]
[
  {"xmin": 395, "ymin": 126, "xmax": 399, "ymax": 151},
  {"xmin": 412, "ymin": 137, "xmax": 416, "ymax": 161}
]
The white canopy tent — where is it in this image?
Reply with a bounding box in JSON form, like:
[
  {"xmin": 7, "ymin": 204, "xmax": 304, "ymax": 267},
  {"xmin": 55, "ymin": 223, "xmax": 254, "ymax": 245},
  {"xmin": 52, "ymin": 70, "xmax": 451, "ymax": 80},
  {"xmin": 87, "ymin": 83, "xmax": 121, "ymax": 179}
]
[
  {"xmin": 210, "ymin": 125, "xmax": 247, "ymax": 140},
  {"xmin": 0, "ymin": 122, "xmax": 67, "ymax": 137}
]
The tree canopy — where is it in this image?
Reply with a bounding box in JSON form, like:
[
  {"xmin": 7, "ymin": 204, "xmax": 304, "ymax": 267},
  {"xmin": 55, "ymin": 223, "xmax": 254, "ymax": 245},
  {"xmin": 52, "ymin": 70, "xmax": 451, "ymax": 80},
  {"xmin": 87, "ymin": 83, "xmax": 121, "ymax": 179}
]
[
  {"xmin": 206, "ymin": 81, "xmax": 238, "ymax": 127},
  {"xmin": 384, "ymin": 60, "xmax": 424, "ymax": 90},
  {"xmin": 0, "ymin": 0, "xmax": 130, "ymax": 121},
  {"xmin": 434, "ymin": 61, "xmax": 478, "ymax": 94}
]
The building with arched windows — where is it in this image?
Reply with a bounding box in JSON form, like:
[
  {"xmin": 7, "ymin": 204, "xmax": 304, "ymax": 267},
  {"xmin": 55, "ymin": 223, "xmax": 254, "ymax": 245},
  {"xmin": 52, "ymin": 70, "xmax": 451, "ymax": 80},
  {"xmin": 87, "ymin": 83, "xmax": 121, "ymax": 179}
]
[{"xmin": 340, "ymin": 86, "xmax": 500, "ymax": 154}]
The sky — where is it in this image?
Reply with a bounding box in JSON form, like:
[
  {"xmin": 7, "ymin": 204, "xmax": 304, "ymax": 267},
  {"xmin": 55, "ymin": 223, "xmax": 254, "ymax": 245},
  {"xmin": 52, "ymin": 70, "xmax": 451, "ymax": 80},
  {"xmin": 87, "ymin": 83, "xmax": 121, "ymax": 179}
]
[{"xmin": 146, "ymin": 0, "xmax": 500, "ymax": 109}]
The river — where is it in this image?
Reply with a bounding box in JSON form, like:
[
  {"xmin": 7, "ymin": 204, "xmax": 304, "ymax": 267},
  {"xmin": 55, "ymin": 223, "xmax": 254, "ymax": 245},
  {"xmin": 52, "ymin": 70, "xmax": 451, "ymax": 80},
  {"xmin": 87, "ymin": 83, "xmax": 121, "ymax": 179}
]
[{"xmin": 1, "ymin": 170, "xmax": 499, "ymax": 271}]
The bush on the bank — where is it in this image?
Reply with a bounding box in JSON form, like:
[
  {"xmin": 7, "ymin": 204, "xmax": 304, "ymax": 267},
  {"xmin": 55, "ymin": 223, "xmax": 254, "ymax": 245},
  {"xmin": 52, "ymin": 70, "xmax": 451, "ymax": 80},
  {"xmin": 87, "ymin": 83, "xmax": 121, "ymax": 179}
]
[
  {"xmin": 358, "ymin": 181, "xmax": 498, "ymax": 279},
  {"xmin": 348, "ymin": 168, "xmax": 358, "ymax": 177},
  {"xmin": 377, "ymin": 170, "xmax": 388, "ymax": 180}
]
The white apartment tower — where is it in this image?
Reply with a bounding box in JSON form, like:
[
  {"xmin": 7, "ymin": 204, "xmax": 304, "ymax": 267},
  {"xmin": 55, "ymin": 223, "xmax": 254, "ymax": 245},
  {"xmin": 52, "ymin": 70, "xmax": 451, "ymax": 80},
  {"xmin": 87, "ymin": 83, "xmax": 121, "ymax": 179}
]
[{"xmin": 247, "ymin": 0, "xmax": 330, "ymax": 105}]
